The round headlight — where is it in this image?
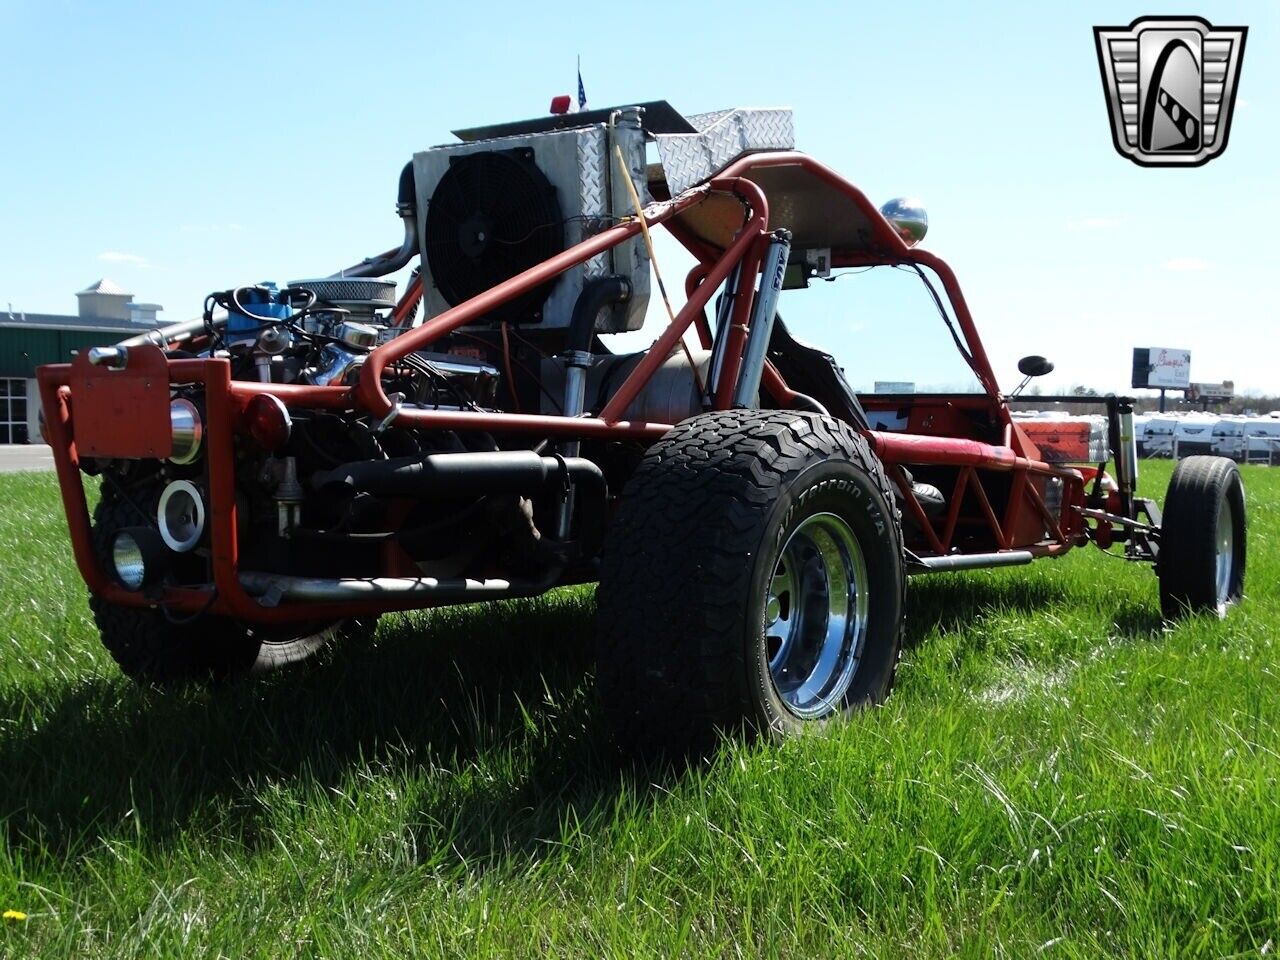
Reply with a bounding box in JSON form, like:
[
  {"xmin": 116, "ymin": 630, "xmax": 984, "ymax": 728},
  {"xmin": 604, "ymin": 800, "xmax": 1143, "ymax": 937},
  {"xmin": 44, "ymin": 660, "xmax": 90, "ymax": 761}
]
[{"xmin": 111, "ymin": 532, "xmax": 147, "ymax": 591}]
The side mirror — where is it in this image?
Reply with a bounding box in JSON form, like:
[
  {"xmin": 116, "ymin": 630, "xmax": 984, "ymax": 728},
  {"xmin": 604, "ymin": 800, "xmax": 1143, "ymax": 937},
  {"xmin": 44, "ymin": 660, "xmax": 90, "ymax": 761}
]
[
  {"xmin": 1017, "ymin": 355, "xmax": 1054, "ymax": 378},
  {"xmin": 1010, "ymin": 355, "xmax": 1054, "ymax": 398}
]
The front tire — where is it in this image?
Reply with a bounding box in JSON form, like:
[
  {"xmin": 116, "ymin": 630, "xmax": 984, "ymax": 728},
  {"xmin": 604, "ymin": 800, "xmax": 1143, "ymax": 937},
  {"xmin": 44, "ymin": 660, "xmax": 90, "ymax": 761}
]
[
  {"xmin": 1158, "ymin": 455, "xmax": 1246, "ymax": 619},
  {"xmin": 596, "ymin": 410, "xmax": 905, "ymax": 758},
  {"xmin": 90, "ymin": 484, "xmax": 363, "ymax": 683}
]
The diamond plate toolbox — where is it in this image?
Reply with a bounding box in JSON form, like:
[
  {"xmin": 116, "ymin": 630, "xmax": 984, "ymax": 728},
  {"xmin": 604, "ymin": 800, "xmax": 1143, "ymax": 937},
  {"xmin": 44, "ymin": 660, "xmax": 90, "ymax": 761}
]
[{"xmin": 654, "ymin": 109, "xmax": 794, "ymax": 195}]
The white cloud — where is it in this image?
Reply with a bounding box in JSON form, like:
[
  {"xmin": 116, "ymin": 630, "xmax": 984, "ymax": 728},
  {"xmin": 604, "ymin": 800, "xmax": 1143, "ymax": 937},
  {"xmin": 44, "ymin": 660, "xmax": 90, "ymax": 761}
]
[
  {"xmin": 1163, "ymin": 257, "xmax": 1210, "ymax": 272},
  {"xmin": 97, "ymin": 251, "xmax": 150, "ymax": 267}
]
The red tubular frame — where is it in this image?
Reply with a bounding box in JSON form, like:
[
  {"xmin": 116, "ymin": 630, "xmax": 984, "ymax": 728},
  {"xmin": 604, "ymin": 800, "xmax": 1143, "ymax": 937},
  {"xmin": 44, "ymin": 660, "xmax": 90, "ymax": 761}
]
[{"xmin": 38, "ymin": 154, "xmax": 1092, "ymax": 623}]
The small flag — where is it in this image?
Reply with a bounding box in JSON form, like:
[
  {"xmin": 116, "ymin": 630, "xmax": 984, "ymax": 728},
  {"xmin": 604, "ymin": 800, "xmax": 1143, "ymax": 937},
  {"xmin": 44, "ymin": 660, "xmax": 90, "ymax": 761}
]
[{"xmin": 577, "ymin": 57, "xmax": 587, "ymax": 111}]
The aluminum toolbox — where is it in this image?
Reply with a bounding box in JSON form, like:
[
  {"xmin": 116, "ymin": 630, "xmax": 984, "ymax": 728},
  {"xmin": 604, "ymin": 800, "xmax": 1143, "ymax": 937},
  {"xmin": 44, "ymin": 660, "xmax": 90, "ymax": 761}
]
[{"xmin": 1015, "ymin": 415, "xmax": 1110, "ymax": 464}]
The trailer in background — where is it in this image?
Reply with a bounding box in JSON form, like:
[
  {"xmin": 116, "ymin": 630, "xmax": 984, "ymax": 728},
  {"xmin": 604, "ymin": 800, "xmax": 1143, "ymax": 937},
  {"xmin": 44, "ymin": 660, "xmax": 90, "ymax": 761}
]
[
  {"xmin": 1143, "ymin": 415, "xmax": 1178, "ymax": 458},
  {"xmin": 1245, "ymin": 418, "xmax": 1280, "ymax": 465},
  {"xmin": 1133, "ymin": 414, "xmax": 1151, "ymax": 457},
  {"xmin": 1211, "ymin": 416, "xmax": 1248, "ymax": 461},
  {"xmin": 1172, "ymin": 415, "xmax": 1217, "ymax": 459}
]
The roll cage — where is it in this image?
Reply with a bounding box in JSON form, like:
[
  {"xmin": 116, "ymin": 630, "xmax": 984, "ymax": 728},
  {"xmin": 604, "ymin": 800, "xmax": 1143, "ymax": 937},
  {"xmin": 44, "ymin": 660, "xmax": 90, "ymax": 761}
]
[{"xmin": 39, "ymin": 150, "xmax": 1127, "ymax": 624}]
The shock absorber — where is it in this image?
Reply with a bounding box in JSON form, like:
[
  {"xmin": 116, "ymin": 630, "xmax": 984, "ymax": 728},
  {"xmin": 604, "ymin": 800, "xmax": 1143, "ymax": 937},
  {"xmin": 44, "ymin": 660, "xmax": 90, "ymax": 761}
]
[{"xmin": 733, "ymin": 229, "xmax": 791, "ymax": 409}]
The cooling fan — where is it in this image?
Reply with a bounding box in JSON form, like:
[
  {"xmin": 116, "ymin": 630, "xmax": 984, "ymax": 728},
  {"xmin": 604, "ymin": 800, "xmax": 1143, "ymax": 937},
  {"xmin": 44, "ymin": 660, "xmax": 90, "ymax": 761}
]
[{"xmin": 423, "ymin": 149, "xmax": 564, "ymax": 324}]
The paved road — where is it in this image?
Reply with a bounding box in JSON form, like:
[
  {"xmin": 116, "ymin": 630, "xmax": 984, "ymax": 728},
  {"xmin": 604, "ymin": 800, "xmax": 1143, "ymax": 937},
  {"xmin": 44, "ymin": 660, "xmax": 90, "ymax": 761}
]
[{"xmin": 0, "ymin": 445, "xmax": 55, "ymax": 473}]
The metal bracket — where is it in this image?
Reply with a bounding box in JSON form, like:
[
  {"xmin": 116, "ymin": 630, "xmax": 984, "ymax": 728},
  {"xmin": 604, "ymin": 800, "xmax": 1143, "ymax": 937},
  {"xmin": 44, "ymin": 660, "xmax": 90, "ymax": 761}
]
[{"xmin": 376, "ymin": 392, "xmax": 406, "ymax": 433}]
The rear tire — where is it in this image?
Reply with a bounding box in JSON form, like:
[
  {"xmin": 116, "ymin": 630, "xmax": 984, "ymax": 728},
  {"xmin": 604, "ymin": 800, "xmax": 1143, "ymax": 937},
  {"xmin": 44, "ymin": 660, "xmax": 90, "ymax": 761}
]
[
  {"xmin": 1157, "ymin": 456, "xmax": 1246, "ymax": 619},
  {"xmin": 596, "ymin": 410, "xmax": 905, "ymax": 758}
]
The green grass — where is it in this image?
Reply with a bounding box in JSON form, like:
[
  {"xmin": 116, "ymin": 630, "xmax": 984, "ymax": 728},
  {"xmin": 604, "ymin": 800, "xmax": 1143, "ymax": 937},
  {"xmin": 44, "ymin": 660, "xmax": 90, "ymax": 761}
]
[{"xmin": 1, "ymin": 462, "xmax": 1277, "ymax": 957}]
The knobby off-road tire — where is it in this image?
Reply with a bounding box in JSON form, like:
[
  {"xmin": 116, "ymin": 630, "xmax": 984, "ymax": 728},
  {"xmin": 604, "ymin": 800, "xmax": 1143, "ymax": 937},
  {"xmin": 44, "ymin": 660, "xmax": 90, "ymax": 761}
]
[
  {"xmin": 89, "ymin": 487, "xmax": 372, "ymax": 683},
  {"xmin": 596, "ymin": 410, "xmax": 905, "ymax": 758},
  {"xmin": 1158, "ymin": 455, "xmax": 1246, "ymax": 620}
]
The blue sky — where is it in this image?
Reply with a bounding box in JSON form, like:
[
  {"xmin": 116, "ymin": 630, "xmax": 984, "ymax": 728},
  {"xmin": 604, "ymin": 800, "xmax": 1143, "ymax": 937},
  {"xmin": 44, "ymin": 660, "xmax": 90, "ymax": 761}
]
[{"xmin": 1, "ymin": 1, "xmax": 1274, "ymax": 396}]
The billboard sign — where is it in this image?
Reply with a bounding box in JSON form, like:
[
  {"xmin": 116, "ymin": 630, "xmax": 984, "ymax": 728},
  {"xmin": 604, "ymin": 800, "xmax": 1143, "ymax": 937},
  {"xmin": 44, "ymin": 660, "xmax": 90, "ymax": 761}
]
[
  {"xmin": 1188, "ymin": 381, "xmax": 1234, "ymax": 401},
  {"xmin": 1132, "ymin": 347, "xmax": 1191, "ymax": 389}
]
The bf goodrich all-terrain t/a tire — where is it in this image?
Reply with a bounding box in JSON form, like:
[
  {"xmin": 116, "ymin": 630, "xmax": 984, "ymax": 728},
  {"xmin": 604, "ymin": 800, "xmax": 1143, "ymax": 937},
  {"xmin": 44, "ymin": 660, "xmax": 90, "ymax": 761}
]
[
  {"xmin": 89, "ymin": 486, "xmax": 369, "ymax": 683},
  {"xmin": 596, "ymin": 410, "xmax": 905, "ymax": 757},
  {"xmin": 1157, "ymin": 455, "xmax": 1247, "ymax": 620}
]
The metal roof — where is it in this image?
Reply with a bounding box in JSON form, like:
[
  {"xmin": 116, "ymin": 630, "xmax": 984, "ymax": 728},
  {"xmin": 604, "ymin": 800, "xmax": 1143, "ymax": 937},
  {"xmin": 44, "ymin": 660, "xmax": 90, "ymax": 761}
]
[
  {"xmin": 77, "ymin": 278, "xmax": 130, "ymax": 296},
  {"xmin": 0, "ymin": 311, "xmax": 140, "ymax": 333}
]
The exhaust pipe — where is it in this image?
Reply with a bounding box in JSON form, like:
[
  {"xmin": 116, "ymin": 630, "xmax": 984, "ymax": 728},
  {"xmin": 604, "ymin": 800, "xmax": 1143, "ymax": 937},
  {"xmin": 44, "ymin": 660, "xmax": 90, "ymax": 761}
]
[
  {"xmin": 331, "ymin": 162, "xmax": 420, "ymax": 279},
  {"xmin": 312, "ymin": 450, "xmax": 604, "ymax": 500},
  {"xmin": 908, "ymin": 550, "xmax": 1034, "ymax": 574},
  {"xmin": 313, "ymin": 450, "xmax": 607, "ymax": 552},
  {"xmin": 239, "ymin": 566, "xmax": 560, "ymax": 607},
  {"xmin": 115, "ymin": 315, "xmax": 218, "ymax": 351}
]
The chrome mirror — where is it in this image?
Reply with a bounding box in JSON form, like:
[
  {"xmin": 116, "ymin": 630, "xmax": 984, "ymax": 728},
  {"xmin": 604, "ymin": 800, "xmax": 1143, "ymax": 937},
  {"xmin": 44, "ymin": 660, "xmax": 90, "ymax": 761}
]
[{"xmin": 879, "ymin": 197, "xmax": 928, "ymax": 247}]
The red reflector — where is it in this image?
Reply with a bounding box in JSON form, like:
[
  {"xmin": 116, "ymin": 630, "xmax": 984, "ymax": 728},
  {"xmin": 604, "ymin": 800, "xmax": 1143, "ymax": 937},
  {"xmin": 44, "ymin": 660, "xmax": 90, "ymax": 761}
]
[
  {"xmin": 246, "ymin": 394, "xmax": 292, "ymax": 451},
  {"xmin": 549, "ymin": 95, "xmax": 572, "ymax": 115}
]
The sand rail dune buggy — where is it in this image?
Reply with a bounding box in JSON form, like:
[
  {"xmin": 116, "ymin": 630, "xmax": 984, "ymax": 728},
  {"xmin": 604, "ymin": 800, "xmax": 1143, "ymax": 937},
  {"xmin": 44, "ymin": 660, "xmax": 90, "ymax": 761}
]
[{"xmin": 39, "ymin": 102, "xmax": 1246, "ymax": 755}]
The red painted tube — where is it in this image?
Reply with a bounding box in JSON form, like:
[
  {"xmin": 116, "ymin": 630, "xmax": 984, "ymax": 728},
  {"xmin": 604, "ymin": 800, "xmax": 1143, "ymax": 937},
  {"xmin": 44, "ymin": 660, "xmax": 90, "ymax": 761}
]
[
  {"xmin": 391, "ymin": 407, "xmax": 674, "ymax": 440},
  {"xmin": 202, "ymin": 358, "xmax": 256, "ymax": 618},
  {"xmin": 712, "ymin": 237, "xmax": 766, "ymax": 410},
  {"xmin": 166, "ymin": 358, "xmax": 210, "ymax": 383},
  {"xmin": 36, "ymin": 374, "xmax": 108, "ymax": 595},
  {"xmin": 392, "ymin": 273, "xmax": 424, "ymax": 327},
  {"xmin": 906, "ymin": 249, "xmax": 1007, "ymax": 424},
  {"xmin": 684, "ymin": 264, "xmax": 714, "ymax": 349},
  {"xmin": 761, "ymin": 360, "xmax": 805, "ymax": 408},
  {"xmin": 227, "ymin": 380, "xmax": 355, "ymax": 413},
  {"xmin": 871, "ymin": 432, "xmax": 1016, "ymax": 469},
  {"xmin": 869, "ymin": 431, "xmax": 1072, "ymax": 478}
]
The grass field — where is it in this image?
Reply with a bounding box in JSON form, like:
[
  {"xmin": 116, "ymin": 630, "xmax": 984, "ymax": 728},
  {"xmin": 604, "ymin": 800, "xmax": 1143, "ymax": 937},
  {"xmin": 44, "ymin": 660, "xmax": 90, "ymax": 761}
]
[{"xmin": 0, "ymin": 462, "xmax": 1277, "ymax": 957}]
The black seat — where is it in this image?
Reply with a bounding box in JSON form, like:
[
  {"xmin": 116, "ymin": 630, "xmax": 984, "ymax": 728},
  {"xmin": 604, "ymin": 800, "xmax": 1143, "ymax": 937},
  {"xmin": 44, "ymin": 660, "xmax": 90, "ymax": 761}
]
[
  {"xmin": 766, "ymin": 316, "xmax": 869, "ymax": 430},
  {"xmin": 765, "ymin": 317, "xmax": 946, "ymax": 523}
]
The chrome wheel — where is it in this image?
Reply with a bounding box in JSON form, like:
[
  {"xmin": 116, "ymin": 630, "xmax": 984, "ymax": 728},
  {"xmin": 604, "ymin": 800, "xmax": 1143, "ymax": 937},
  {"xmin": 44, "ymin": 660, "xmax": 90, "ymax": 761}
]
[
  {"xmin": 1215, "ymin": 498, "xmax": 1236, "ymax": 612},
  {"xmin": 764, "ymin": 512, "xmax": 869, "ymax": 719}
]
